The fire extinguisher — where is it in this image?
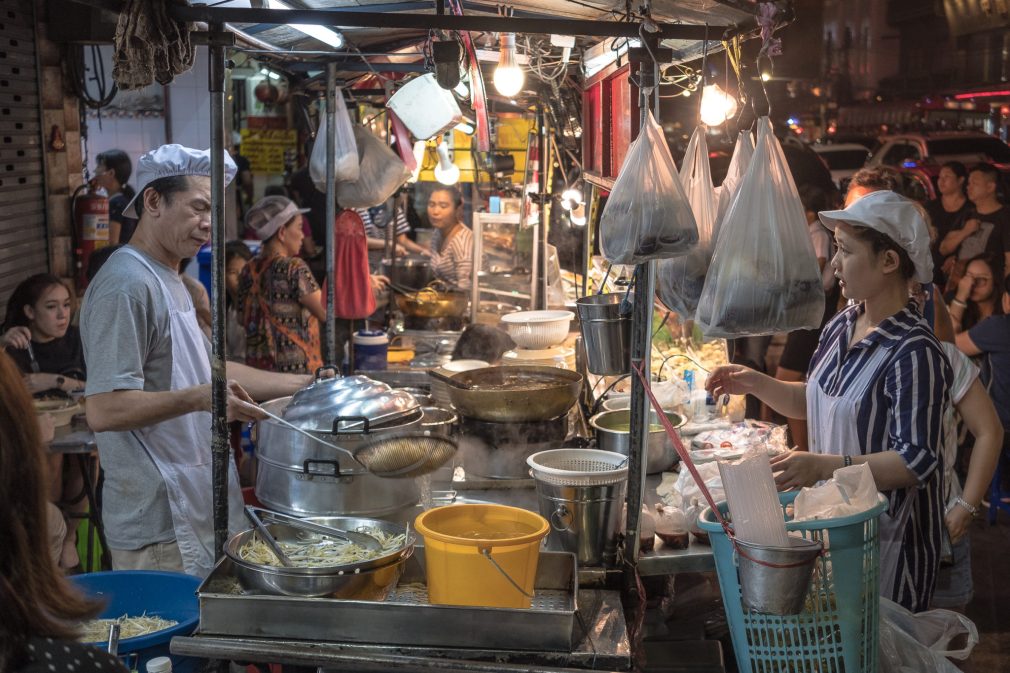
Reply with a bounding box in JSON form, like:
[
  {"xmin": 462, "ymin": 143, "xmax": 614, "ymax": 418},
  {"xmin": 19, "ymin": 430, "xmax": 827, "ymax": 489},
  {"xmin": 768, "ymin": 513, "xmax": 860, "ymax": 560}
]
[{"xmin": 71, "ymin": 183, "xmax": 109, "ymax": 289}]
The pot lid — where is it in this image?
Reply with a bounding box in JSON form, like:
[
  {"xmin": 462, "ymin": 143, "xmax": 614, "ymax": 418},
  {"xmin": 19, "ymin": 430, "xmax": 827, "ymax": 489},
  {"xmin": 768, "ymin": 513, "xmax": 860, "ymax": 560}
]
[{"xmin": 284, "ymin": 375, "xmax": 419, "ymax": 432}]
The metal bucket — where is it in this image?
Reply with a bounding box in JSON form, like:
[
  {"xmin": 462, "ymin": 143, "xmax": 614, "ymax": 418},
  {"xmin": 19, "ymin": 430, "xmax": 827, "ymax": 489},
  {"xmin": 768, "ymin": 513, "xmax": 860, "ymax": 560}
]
[
  {"xmin": 575, "ymin": 294, "xmax": 631, "ymax": 376},
  {"xmin": 735, "ymin": 536, "xmax": 823, "ymax": 615},
  {"xmin": 533, "ymin": 478, "xmax": 627, "ymax": 567}
]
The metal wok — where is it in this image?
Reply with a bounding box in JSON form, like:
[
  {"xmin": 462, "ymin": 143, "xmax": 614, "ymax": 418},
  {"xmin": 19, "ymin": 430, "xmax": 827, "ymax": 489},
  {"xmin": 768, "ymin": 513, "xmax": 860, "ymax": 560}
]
[
  {"xmin": 437, "ymin": 365, "xmax": 583, "ymax": 423},
  {"xmin": 391, "ymin": 281, "xmax": 469, "ymax": 319}
]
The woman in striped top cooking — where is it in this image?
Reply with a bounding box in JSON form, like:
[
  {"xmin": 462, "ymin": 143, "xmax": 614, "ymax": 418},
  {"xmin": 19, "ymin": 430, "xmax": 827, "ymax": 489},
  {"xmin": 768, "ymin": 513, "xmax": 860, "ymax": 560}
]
[
  {"xmin": 425, "ymin": 185, "xmax": 473, "ymax": 290},
  {"xmin": 708, "ymin": 190, "xmax": 952, "ymax": 612}
]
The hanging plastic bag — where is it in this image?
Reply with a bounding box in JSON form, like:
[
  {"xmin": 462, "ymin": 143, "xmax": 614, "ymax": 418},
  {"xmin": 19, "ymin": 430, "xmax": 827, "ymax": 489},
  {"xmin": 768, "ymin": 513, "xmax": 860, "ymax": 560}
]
[
  {"xmin": 599, "ymin": 110, "xmax": 698, "ymax": 265},
  {"xmin": 309, "ymin": 90, "xmax": 359, "ymax": 190},
  {"xmin": 337, "ymin": 126, "xmax": 411, "ymax": 209},
  {"xmin": 657, "ymin": 125, "xmax": 718, "ymax": 317},
  {"xmin": 715, "ymin": 130, "xmax": 754, "ymax": 227},
  {"xmin": 695, "ymin": 118, "xmax": 824, "ymax": 337},
  {"xmin": 879, "ymin": 597, "xmax": 978, "ymax": 672}
]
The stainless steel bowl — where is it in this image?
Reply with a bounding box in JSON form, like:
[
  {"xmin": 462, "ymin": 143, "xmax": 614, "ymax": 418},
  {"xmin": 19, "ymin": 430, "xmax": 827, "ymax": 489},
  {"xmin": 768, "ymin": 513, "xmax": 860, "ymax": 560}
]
[
  {"xmin": 590, "ymin": 409, "xmax": 685, "ymax": 474},
  {"xmin": 224, "ymin": 516, "xmax": 416, "ymax": 598}
]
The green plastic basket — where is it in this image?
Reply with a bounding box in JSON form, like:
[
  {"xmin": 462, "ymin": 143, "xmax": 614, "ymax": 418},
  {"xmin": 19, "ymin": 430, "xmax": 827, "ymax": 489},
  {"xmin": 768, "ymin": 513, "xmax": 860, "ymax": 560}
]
[{"xmin": 699, "ymin": 492, "xmax": 887, "ymax": 673}]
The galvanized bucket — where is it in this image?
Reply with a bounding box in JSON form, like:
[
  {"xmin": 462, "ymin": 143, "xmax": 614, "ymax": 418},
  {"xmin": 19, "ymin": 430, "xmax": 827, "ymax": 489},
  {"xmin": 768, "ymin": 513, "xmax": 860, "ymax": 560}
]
[
  {"xmin": 735, "ymin": 536, "xmax": 823, "ymax": 615},
  {"xmin": 575, "ymin": 294, "xmax": 631, "ymax": 376}
]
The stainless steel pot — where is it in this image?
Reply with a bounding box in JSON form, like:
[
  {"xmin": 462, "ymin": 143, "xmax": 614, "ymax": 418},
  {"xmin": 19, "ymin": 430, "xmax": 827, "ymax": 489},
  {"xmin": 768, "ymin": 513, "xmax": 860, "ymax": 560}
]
[
  {"xmin": 590, "ymin": 409, "xmax": 685, "ymax": 474},
  {"xmin": 383, "ymin": 254, "xmax": 434, "ymax": 291},
  {"xmin": 225, "ymin": 516, "xmax": 414, "ymax": 598},
  {"xmin": 255, "ymin": 397, "xmax": 421, "ymax": 516},
  {"xmin": 419, "ymin": 406, "xmax": 457, "ymax": 437}
]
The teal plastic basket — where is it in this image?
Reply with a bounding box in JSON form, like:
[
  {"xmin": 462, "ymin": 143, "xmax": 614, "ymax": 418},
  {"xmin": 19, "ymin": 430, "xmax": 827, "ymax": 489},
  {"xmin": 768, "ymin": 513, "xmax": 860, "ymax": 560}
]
[{"xmin": 699, "ymin": 492, "xmax": 887, "ymax": 673}]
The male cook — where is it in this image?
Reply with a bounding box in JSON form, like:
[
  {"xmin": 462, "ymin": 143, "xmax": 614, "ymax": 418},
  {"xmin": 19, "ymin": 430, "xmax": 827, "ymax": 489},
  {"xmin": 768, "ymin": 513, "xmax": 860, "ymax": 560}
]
[{"xmin": 82, "ymin": 144, "xmax": 311, "ymax": 577}]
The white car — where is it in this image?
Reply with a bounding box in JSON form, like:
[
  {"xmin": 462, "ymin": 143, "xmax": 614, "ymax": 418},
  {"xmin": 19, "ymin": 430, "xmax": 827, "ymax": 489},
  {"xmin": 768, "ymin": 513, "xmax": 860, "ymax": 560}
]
[{"xmin": 812, "ymin": 143, "xmax": 872, "ymax": 189}]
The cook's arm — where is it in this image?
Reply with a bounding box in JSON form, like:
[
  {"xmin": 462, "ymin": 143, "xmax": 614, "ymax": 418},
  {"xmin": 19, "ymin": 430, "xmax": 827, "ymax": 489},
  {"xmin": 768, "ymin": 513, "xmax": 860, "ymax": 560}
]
[
  {"xmin": 227, "ymin": 361, "xmax": 312, "ymax": 401},
  {"xmin": 706, "ymin": 364, "xmax": 807, "ymax": 419},
  {"xmin": 86, "ymin": 381, "xmax": 264, "ymax": 432}
]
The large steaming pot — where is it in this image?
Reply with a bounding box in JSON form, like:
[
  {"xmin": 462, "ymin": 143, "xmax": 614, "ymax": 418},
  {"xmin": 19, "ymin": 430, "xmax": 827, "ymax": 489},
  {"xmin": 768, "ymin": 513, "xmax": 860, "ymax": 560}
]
[{"xmin": 255, "ymin": 396, "xmax": 422, "ymax": 517}]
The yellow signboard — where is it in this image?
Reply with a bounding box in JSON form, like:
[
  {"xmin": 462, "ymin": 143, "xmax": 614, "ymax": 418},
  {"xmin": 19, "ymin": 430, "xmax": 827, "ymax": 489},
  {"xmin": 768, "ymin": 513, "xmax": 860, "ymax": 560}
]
[{"xmin": 239, "ymin": 129, "xmax": 297, "ymax": 174}]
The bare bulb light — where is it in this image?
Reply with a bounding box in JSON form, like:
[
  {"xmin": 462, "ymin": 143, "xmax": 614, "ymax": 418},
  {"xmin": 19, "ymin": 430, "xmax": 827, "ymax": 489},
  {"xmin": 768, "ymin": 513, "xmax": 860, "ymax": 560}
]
[
  {"xmin": 434, "ymin": 142, "xmax": 460, "ymax": 185},
  {"xmin": 699, "ymin": 83, "xmax": 738, "ymax": 126},
  {"xmin": 493, "ymin": 33, "xmax": 525, "ymax": 97}
]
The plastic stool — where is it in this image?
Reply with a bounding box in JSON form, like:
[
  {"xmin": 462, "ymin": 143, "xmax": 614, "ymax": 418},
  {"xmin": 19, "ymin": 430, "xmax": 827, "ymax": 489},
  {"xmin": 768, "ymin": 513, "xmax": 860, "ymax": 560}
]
[{"xmin": 988, "ymin": 458, "xmax": 1010, "ymax": 525}]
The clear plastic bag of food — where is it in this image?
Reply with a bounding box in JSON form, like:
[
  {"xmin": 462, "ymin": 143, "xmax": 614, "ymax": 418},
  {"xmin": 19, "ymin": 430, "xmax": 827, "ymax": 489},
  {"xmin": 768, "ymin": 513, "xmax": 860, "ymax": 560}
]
[
  {"xmin": 336, "ymin": 126, "xmax": 411, "ymax": 209},
  {"xmin": 715, "ymin": 130, "xmax": 754, "ymax": 227},
  {"xmin": 309, "ymin": 89, "xmax": 359, "ymax": 189},
  {"xmin": 657, "ymin": 125, "xmax": 717, "ymax": 317},
  {"xmin": 654, "ymin": 503, "xmax": 690, "ymax": 549},
  {"xmin": 695, "ymin": 117, "xmax": 824, "ymax": 337},
  {"xmin": 599, "ymin": 111, "xmax": 699, "ymax": 265}
]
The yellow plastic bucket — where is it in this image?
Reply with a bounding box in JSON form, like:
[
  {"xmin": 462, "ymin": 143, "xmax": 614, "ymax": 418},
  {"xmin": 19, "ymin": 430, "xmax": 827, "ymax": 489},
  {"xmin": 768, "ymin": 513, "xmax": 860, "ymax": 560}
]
[{"xmin": 414, "ymin": 504, "xmax": 549, "ymax": 608}]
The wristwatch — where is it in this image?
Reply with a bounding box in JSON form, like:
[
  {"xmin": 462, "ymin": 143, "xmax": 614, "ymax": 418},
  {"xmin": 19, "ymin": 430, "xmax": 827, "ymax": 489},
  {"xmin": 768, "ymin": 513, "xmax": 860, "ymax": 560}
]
[
  {"xmin": 56, "ymin": 375, "xmax": 65, "ymax": 388},
  {"xmin": 843, "ymin": 455, "xmax": 852, "ymax": 467}
]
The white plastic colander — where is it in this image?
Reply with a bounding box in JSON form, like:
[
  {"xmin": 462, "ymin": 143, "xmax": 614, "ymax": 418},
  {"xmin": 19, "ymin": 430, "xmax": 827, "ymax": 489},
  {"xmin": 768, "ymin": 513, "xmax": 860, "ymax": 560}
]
[{"xmin": 526, "ymin": 449, "xmax": 629, "ymax": 487}]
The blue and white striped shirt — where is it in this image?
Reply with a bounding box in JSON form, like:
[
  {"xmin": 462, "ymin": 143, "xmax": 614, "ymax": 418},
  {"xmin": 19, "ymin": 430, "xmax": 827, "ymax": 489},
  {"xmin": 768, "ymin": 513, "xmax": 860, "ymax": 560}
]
[{"xmin": 808, "ymin": 301, "xmax": 952, "ymax": 612}]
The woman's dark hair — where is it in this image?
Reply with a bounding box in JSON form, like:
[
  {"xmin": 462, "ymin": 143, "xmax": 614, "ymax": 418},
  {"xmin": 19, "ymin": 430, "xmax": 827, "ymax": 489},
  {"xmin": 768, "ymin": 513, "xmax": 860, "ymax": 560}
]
[
  {"xmin": 139, "ymin": 175, "xmax": 192, "ymax": 215},
  {"xmin": 798, "ymin": 184, "xmax": 830, "ymax": 214},
  {"xmin": 96, "ymin": 149, "xmax": 135, "ymax": 200},
  {"xmin": 960, "ymin": 252, "xmax": 1005, "ymax": 331},
  {"xmin": 940, "ymin": 161, "xmax": 968, "ymax": 183},
  {"xmin": 0, "ymin": 352, "xmax": 100, "ymax": 669},
  {"xmin": 848, "ymin": 166, "xmax": 903, "ymax": 195},
  {"xmin": 849, "ymin": 226, "xmax": 917, "ymax": 280},
  {"xmin": 429, "ymin": 185, "xmax": 463, "ymax": 209},
  {"xmin": 450, "ymin": 325, "xmax": 515, "ymax": 364},
  {"xmin": 226, "ymin": 240, "xmax": 253, "ymax": 264},
  {"xmin": 2, "ymin": 274, "xmax": 70, "ymax": 332},
  {"xmin": 86, "ymin": 244, "xmax": 123, "ymax": 283}
]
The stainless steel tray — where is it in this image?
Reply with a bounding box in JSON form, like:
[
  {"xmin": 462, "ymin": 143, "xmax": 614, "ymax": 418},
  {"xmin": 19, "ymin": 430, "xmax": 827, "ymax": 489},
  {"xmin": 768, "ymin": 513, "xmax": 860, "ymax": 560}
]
[{"xmin": 198, "ymin": 547, "xmax": 577, "ymax": 652}]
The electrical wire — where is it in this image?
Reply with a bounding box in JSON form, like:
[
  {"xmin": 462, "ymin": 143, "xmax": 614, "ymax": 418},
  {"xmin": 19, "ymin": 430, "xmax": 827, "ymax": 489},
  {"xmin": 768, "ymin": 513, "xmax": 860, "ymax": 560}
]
[{"xmin": 68, "ymin": 45, "xmax": 118, "ymax": 110}]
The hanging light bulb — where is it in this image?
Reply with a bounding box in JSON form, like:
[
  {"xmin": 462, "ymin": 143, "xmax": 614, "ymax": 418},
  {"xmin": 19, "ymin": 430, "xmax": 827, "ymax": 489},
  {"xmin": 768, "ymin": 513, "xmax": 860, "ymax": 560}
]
[
  {"xmin": 699, "ymin": 83, "xmax": 738, "ymax": 126},
  {"xmin": 434, "ymin": 142, "xmax": 460, "ymax": 185},
  {"xmin": 408, "ymin": 141, "xmax": 427, "ymax": 183},
  {"xmin": 560, "ymin": 186, "xmax": 583, "ymax": 211},
  {"xmin": 493, "ymin": 33, "xmax": 525, "ymax": 97}
]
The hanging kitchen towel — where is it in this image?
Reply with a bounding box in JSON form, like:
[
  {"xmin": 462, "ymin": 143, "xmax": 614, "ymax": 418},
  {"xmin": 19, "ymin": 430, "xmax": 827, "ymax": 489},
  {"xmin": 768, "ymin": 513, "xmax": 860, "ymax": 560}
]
[
  {"xmin": 599, "ymin": 110, "xmax": 699, "ymax": 265},
  {"xmin": 695, "ymin": 117, "xmax": 824, "ymax": 337},
  {"xmin": 322, "ymin": 209, "xmax": 376, "ymax": 319}
]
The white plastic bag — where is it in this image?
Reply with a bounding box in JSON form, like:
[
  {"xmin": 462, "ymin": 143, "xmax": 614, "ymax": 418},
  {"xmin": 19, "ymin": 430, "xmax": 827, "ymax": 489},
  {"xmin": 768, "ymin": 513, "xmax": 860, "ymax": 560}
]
[
  {"xmin": 309, "ymin": 91, "xmax": 359, "ymax": 190},
  {"xmin": 879, "ymin": 597, "xmax": 978, "ymax": 672},
  {"xmin": 715, "ymin": 130, "xmax": 754, "ymax": 227},
  {"xmin": 794, "ymin": 463, "xmax": 881, "ymax": 521},
  {"xmin": 336, "ymin": 126, "xmax": 411, "ymax": 209},
  {"xmin": 695, "ymin": 117, "xmax": 824, "ymax": 337},
  {"xmin": 599, "ymin": 111, "xmax": 699, "ymax": 265},
  {"xmin": 657, "ymin": 125, "xmax": 718, "ymax": 317}
]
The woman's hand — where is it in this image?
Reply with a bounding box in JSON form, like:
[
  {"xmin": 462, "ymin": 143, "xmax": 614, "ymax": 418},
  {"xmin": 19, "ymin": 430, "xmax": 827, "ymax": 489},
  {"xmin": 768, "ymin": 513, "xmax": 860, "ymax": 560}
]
[
  {"xmin": 955, "ymin": 272, "xmax": 974, "ymax": 302},
  {"xmin": 370, "ymin": 274, "xmax": 390, "ymax": 291},
  {"xmin": 769, "ymin": 450, "xmax": 836, "ymax": 490},
  {"xmin": 1, "ymin": 326, "xmax": 31, "ymax": 350},
  {"xmin": 36, "ymin": 413, "xmax": 56, "ymax": 445},
  {"xmin": 705, "ymin": 364, "xmax": 760, "ymax": 398},
  {"xmin": 945, "ymin": 505, "xmax": 972, "ymax": 543},
  {"xmin": 24, "ymin": 373, "xmax": 85, "ymax": 394}
]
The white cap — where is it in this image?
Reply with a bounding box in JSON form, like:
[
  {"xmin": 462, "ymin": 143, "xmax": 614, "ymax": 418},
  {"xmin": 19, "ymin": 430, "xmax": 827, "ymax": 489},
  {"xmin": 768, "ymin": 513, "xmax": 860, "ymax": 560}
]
[
  {"xmin": 126, "ymin": 144, "xmax": 238, "ymax": 216},
  {"xmin": 245, "ymin": 195, "xmax": 310, "ymax": 241},
  {"xmin": 818, "ymin": 190, "xmax": 934, "ymax": 284},
  {"xmin": 145, "ymin": 656, "xmax": 173, "ymax": 673}
]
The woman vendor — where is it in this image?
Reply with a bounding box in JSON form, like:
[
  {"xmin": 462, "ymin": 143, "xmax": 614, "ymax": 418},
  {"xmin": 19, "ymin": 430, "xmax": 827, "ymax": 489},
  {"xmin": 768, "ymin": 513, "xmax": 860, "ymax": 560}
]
[
  {"xmin": 707, "ymin": 190, "xmax": 951, "ymax": 612},
  {"xmin": 238, "ymin": 195, "xmax": 325, "ymax": 373},
  {"xmin": 425, "ymin": 185, "xmax": 473, "ymax": 290}
]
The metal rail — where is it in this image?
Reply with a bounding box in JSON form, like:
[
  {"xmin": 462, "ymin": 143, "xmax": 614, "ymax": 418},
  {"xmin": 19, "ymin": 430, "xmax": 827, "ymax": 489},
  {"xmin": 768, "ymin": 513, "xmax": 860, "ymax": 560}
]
[
  {"xmin": 324, "ymin": 63, "xmax": 338, "ymax": 364},
  {"xmin": 169, "ymin": 4, "xmax": 731, "ymax": 40}
]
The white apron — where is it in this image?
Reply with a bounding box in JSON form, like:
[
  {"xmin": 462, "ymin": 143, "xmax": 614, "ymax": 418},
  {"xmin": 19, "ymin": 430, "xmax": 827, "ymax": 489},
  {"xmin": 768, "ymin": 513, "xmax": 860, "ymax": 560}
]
[
  {"xmin": 806, "ymin": 340, "xmax": 917, "ymax": 602},
  {"xmin": 122, "ymin": 247, "xmax": 246, "ymax": 577}
]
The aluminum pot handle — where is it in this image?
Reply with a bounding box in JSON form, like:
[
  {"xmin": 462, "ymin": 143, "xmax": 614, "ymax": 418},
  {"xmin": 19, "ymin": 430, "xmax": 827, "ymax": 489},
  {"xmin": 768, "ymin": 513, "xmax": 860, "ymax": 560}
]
[
  {"xmin": 550, "ymin": 504, "xmax": 573, "ymax": 532},
  {"xmin": 331, "ymin": 415, "xmax": 371, "ymax": 434},
  {"xmin": 303, "ymin": 459, "xmax": 341, "ymax": 478}
]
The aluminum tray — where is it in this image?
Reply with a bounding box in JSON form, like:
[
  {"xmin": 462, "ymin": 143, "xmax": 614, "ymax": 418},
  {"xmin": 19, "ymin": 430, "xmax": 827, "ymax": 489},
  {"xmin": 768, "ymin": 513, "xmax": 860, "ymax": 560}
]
[{"xmin": 198, "ymin": 547, "xmax": 577, "ymax": 652}]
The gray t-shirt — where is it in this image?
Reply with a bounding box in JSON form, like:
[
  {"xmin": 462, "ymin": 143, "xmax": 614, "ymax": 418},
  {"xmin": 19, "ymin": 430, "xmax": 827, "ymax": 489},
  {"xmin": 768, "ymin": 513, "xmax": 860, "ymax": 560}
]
[{"xmin": 81, "ymin": 246, "xmax": 210, "ymax": 550}]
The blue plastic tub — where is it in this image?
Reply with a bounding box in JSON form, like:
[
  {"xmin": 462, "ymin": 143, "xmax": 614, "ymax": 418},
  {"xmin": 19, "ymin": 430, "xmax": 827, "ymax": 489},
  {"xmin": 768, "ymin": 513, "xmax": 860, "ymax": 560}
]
[{"xmin": 71, "ymin": 570, "xmax": 202, "ymax": 673}]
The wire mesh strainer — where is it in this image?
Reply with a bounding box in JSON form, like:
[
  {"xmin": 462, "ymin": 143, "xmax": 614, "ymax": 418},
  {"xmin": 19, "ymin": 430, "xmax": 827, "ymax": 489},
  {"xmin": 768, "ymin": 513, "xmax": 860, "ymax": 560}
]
[{"xmin": 527, "ymin": 449, "xmax": 629, "ymax": 486}]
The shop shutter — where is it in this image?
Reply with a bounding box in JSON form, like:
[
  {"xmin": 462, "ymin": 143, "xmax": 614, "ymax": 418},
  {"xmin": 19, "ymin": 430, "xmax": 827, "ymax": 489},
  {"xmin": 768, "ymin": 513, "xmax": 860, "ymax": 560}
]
[{"xmin": 0, "ymin": 0, "xmax": 47, "ymax": 320}]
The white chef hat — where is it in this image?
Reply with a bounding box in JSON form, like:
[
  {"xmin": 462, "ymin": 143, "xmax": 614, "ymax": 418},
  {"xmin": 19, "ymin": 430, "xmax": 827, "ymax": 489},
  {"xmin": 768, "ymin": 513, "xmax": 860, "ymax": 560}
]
[
  {"xmin": 246, "ymin": 196, "xmax": 310, "ymax": 241},
  {"xmin": 818, "ymin": 190, "xmax": 934, "ymax": 284},
  {"xmin": 125, "ymin": 144, "xmax": 238, "ymax": 216}
]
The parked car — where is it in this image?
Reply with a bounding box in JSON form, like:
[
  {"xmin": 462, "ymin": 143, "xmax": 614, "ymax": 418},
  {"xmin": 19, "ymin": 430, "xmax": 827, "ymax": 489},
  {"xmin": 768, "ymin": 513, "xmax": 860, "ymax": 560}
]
[
  {"xmin": 812, "ymin": 143, "xmax": 873, "ymax": 189},
  {"xmin": 868, "ymin": 131, "xmax": 1010, "ymax": 169}
]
